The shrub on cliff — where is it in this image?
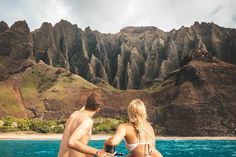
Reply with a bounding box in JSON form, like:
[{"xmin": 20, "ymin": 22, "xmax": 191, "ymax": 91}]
[
  {"xmin": 16, "ymin": 118, "xmax": 31, "ymax": 131},
  {"xmin": 0, "ymin": 116, "xmax": 127, "ymax": 134},
  {"xmin": 0, "ymin": 120, "xmax": 4, "ymax": 127},
  {"xmin": 93, "ymin": 117, "xmax": 124, "ymax": 133},
  {"xmin": 1, "ymin": 116, "xmax": 16, "ymax": 127},
  {"xmin": 30, "ymin": 119, "xmax": 57, "ymax": 133},
  {"xmin": 52, "ymin": 124, "xmax": 64, "ymax": 133},
  {"xmin": 0, "ymin": 126, "xmax": 20, "ymax": 132}
]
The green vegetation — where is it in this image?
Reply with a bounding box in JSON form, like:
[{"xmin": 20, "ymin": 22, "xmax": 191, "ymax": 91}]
[
  {"xmin": 93, "ymin": 117, "xmax": 127, "ymax": 134},
  {"xmin": 0, "ymin": 116, "xmax": 127, "ymax": 134},
  {"xmin": 0, "ymin": 62, "xmax": 98, "ymax": 117},
  {"xmin": 30, "ymin": 119, "xmax": 57, "ymax": 133},
  {"xmin": 0, "ymin": 82, "xmax": 21, "ymax": 114},
  {"xmin": 52, "ymin": 124, "xmax": 64, "ymax": 133},
  {"xmin": 0, "ymin": 116, "xmax": 26, "ymax": 132},
  {"xmin": 0, "ymin": 126, "xmax": 20, "ymax": 132},
  {"xmin": 0, "ymin": 116, "xmax": 63, "ymax": 133},
  {"xmin": 21, "ymin": 63, "xmax": 59, "ymax": 95}
]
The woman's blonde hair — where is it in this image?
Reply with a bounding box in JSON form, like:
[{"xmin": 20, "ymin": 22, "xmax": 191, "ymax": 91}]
[{"xmin": 128, "ymin": 99, "xmax": 148, "ymax": 133}]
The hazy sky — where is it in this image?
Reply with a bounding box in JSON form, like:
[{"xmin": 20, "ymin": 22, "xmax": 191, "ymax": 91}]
[{"xmin": 0, "ymin": 0, "xmax": 236, "ymax": 33}]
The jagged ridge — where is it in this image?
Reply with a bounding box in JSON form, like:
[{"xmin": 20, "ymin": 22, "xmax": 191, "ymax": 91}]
[
  {"xmin": 1, "ymin": 20, "xmax": 236, "ymax": 89},
  {"xmin": 30, "ymin": 20, "xmax": 236, "ymax": 89}
]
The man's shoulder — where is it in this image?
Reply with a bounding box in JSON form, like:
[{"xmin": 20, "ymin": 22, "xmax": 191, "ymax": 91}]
[
  {"xmin": 69, "ymin": 111, "xmax": 80, "ymax": 119},
  {"xmin": 82, "ymin": 117, "xmax": 93, "ymax": 124},
  {"xmin": 76, "ymin": 114, "xmax": 93, "ymax": 126},
  {"xmin": 68, "ymin": 112, "xmax": 93, "ymax": 126}
]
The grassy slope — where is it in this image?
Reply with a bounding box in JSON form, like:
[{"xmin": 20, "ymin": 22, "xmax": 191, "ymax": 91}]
[
  {"xmin": 94, "ymin": 79, "xmax": 118, "ymax": 92},
  {"xmin": 0, "ymin": 82, "xmax": 19, "ymax": 114},
  {"xmin": 0, "ymin": 61, "xmax": 97, "ymax": 117}
]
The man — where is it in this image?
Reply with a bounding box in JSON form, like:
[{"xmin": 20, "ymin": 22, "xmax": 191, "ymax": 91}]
[{"xmin": 58, "ymin": 92, "xmax": 108, "ymax": 157}]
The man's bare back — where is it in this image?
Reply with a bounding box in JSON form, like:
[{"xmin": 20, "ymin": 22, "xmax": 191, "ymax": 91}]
[
  {"xmin": 58, "ymin": 108, "xmax": 93, "ymax": 157},
  {"xmin": 58, "ymin": 93, "xmax": 109, "ymax": 157}
]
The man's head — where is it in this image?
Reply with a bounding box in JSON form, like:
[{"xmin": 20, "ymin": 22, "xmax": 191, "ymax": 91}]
[{"xmin": 85, "ymin": 92, "xmax": 103, "ymax": 112}]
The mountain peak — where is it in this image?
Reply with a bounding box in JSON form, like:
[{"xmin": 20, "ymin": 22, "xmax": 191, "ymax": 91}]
[
  {"xmin": 193, "ymin": 21, "xmax": 200, "ymax": 26},
  {"xmin": 10, "ymin": 20, "xmax": 30, "ymax": 33},
  {"xmin": 54, "ymin": 19, "xmax": 76, "ymax": 28},
  {"xmin": 0, "ymin": 21, "xmax": 9, "ymax": 33},
  {"xmin": 39, "ymin": 22, "xmax": 53, "ymax": 31},
  {"xmin": 85, "ymin": 26, "xmax": 92, "ymax": 32}
]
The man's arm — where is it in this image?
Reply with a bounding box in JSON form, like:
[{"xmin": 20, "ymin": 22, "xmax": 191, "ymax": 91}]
[
  {"xmin": 68, "ymin": 119, "xmax": 102, "ymax": 156},
  {"xmin": 105, "ymin": 124, "xmax": 126, "ymax": 146}
]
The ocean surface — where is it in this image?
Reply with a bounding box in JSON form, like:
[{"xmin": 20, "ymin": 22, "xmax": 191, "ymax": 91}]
[{"xmin": 0, "ymin": 140, "xmax": 235, "ymax": 157}]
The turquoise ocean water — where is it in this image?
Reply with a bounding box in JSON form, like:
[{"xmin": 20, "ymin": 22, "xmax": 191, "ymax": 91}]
[{"xmin": 0, "ymin": 140, "xmax": 235, "ymax": 157}]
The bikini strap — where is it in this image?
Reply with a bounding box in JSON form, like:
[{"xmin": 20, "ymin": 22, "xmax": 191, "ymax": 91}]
[{"xmin": 144, "ymin": 144, "xmax": 153, "ymax": 156}]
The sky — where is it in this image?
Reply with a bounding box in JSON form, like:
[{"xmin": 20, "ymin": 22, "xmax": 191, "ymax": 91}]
[{"xmin": 0, "ymin": 0, "xmax": 236, "ymax": 33}]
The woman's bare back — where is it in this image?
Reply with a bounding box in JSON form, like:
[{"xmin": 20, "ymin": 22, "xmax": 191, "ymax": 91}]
[{"xmin": 124, "ymin": 123, "xmax": 162, "ymax": 157}]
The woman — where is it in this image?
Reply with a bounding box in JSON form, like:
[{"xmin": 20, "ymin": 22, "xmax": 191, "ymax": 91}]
[{"xmin": 105, "ymin": 99, "xmax": 163, "ymax": 157}]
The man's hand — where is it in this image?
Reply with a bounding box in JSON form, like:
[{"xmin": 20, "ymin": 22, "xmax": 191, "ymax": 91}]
[{"xmin": 96, "ymin": 150, "xmax": 114, "ymax": 157}]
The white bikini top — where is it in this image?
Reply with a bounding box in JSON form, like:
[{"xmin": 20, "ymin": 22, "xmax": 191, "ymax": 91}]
[
  {"xmin": 126, "ymin": 141, "xmax": 154, "ymax": 152},
  {"xmin": 125, "ymin": 123, "xmax": 155, "ymax": 153}
]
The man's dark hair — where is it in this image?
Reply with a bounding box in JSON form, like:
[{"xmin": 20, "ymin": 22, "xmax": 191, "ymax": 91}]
[{"xmin": 85, "ymin": 92, "xmax": 103, "ymax": 111}]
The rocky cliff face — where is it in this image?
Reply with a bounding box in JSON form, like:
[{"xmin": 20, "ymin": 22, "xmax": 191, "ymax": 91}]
[
  {"xmin": 31, "ymin": 20, "xmax": 236, "ymax": 89},
  {"xmin": 0, "ymin": 20, "xmax": 157, "ymax": 120},
  {"xmin": 1, "ymin": 20, "xmax": 235, "ymax": 90},
  {"xmin": 0, "ymin": 21, "xmax": 34, "ymax": 81},
  {"xmin": 149, "ymin": 57, "xmax": 236, "ymax": 136}
]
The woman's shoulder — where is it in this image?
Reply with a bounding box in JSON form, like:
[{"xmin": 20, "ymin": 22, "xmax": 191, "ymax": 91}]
[{"xmin": 118, "ymin": 122, "xmax": 134, "ymax": 130}]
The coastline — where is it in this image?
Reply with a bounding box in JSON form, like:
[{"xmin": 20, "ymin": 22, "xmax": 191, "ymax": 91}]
[{"xmin": 0, "ymin": 132, "xmax": 235, "ymax": 140}]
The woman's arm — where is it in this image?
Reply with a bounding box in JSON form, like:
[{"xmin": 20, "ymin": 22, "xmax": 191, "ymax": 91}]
[{"xmin": 105, "ymin": 124, "xmax": 126, "ymax": 146}]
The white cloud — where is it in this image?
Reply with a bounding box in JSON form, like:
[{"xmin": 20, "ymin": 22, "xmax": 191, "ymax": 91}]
[{"xmin": 0, "ymin": 0, "xmax": 235, "ymax": 33}]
